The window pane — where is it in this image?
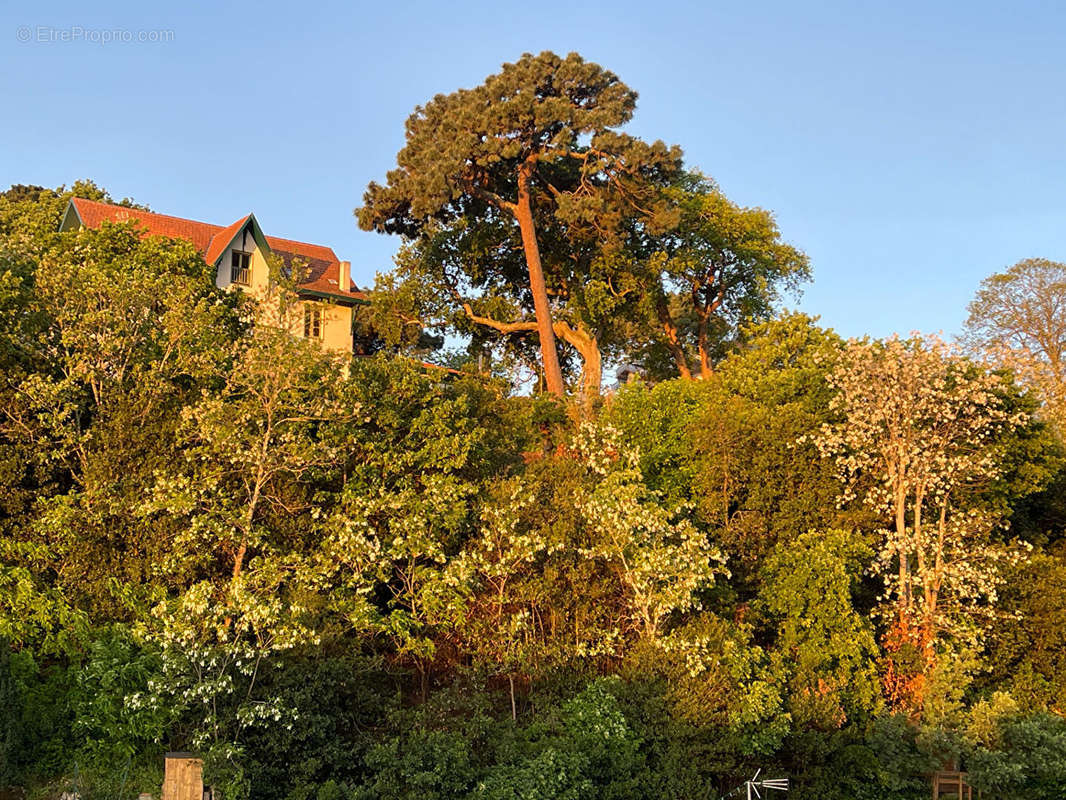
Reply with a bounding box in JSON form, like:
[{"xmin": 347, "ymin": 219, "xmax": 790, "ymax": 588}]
[
  {"xmin": 231, "ymin": 252, "xmax": 250, "ymax": 285},
  {"xmin": 303, "ymin": 307, "xmax": 322, "ymax": 339}
]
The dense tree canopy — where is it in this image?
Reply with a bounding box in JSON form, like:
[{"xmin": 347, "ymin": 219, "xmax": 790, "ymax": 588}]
[{"xmin": 359, "ymin": 52, "xmax": 807, "ymax": 402}]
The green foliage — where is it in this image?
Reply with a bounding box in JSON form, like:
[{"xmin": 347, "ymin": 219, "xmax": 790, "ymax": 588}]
[
  {"xmin": 2, "ymin": 205, "xmax": 244, "ymax": 625},
  {"xmin": 355, "ymin": 729, "xmax": 476, "ymax": 800},
  {"xmin": 607, "ymin": 314, "xmax": 859, "ymax": 592},
  {"xmin": 604, "ymin": 377, "xmax": 714, "ymax": 505},
  {"xmin": 350, "ymin": 679, "xmax": 644, "ymax": 800},
  {"xmin": 358, "ymin": 51, "xmax": 641, "ymax": 233},
  {"xmin": 72, "ymin": 627, "xmax": 171, "ymax": 767},
  {"xmin": 980, "ymin": 553, "xmax": 1066, "ymax": 710},
  {"xmin": 0, "ymin": 641, "xmax": 19, "ymax": 785},
  {"xmin": 472, "ymin": 748, "xmax": 591, "ymax": 800},
  {"xmin": 2, "ymin": 646, "xmax": 81, "ymax": 784},
  {"xmin": 861, "ymin": 715, "xmax": 938, "ymax": 800},
  {"xmin": 965, "ymin": 707, "xmax": 1066, "ymax": 799},
  {"xmin": 239, "ymin": 653, "xmax": 392, "ymax": 800},
  {"xmin": 758, "ymin": 530, "xmax": 881, "ymax": 727},
  {"xmin": 627, "ymin": 175, "xmax": 810, "ymax": 378}
]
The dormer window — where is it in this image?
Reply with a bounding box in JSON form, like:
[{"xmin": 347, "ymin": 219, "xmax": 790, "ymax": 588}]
[
  {"xmin": 230, "ymin": 251, "xmax": 251, "ymax": 285},
  {"xmin": 304, "ymin": 305, "xmax": 322, "ymax": 339}
]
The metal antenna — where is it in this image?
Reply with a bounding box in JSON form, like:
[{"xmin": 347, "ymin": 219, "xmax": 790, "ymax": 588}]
[
  {"xmin": 747, "ymin": 768, "xmax": 761, "ymax": 800},
  {"xmin": 759, "ymin": 778, "xmax": 790, "ymax": 791},
  {"xmin": 744, "ymin": 768, "xmax": 789, "ymax": 800},
  {"xmin": 721, "ymin": 768, "xmax": 789, "ymax": 800}
]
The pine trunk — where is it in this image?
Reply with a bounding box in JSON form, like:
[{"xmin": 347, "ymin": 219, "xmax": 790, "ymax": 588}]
[{"xmin": 514, "ymin": 165, "xmax": 565, "ymax": 397}]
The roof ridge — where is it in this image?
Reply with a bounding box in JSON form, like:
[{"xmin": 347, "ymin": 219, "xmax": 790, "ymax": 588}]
[{"xmin": 72, "ymin": 196, "xmax": 225, "ymax": 233}]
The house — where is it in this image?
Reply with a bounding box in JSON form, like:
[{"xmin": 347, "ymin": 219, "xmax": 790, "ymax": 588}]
[{"xmin": 59, "ymin": 197, "xmax": 367, "ymax": 355}]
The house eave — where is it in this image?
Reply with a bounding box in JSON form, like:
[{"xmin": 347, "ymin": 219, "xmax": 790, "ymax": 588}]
[{"xmin": 296, "ymin": 288, "xmax": 368, "ymax": 306}]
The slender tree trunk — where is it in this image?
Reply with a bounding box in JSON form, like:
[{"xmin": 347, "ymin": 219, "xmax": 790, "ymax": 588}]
[
  {"xmin": 232, "ymin": 540, "xmax": 247, "ymax": 584},
  {"xmin": 914, "ymin": 485, "xmax": 925, "ymax": 610},
  {"xmin": 655, "ymin": 295, "xmax": 692, "ymax": 379},
  {"xmin": 513, "ymin": 163, "xmax": 565, "ymax": 397},
  {"xmin": 696, "ymin": 314, "xmax": 713, "ymax": 379},
  {"xmin": 922, "ymin": 499, "xmax": 949, "ymax": 672},
  {"xmin": 895, "ymin": 477, "xmax": 909, "ymax": 621},
  {"xmin": 232, "ymin": 425, "xmax": 272, "ymax": 590},
  {"xmin": 509, "ymin": 674, "xmax": 517, "ymax": 721}
]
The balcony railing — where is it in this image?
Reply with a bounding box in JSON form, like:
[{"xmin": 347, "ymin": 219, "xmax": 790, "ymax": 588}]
[{"xmin": 230, "ymin": 265, "xmax": 250, "ymax": 285}]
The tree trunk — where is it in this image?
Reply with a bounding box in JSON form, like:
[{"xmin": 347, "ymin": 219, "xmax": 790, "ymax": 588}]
[
  {"xmin": 232, "ymin": 539, "xmax": 247, "ymax": 585},
  {"xmin": 696, "ymin": 314, "xmax": 713, "ymax": 379},
  {"xmin": 581, "ymin": 341, "xmax": 601, "ymax": 403},
  {"xmin": 509, "ymin": 674, "xmax": 517, "ymax": 721},
  {"xmin": 554, "ymin": 321, "xmax": 601, "ymax": 410},
  {"xmin": 894, "ymin": 476, "xmax": 909, "ymax": 619},
  {"xmin": 655, "ymin": 295, "xmax": 692, "ymax": 379},
  {"xmin": 513, "ymin": 163, "xmax": 565, "ymax": 397}
]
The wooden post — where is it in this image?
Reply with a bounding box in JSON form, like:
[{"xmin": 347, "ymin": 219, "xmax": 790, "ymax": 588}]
[
  {"xmin": 163, "ymin": 753, "xmax": 204, "ymax": 800},
  {"xmin": 932, "ymin": 770, "xmax": 976, "ymax": 800}
]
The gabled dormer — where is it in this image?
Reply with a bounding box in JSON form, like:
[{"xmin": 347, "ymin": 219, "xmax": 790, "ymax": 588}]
[{"xmin": 204, "ymin": 214, "xmax": 271, "ymax": 293}]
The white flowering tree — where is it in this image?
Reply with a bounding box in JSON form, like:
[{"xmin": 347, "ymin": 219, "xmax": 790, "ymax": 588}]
[
  {"xmin": 455, "ymin": 478, "xmax": 555, "ymax": 718},
  {"xmin": 814, "ymin": 334, "xmax": 1028, "ymax": 711},
  {"xmin": 573, "ymin": 423, "xmax": 726, "ymax": 641},
  {"xmin": 130, "ymin": 580, "xmax": 318, "ymax": 800},
  {"xmin": 321, "ymin": 472, "xmax": 474, "ymax": 700}
]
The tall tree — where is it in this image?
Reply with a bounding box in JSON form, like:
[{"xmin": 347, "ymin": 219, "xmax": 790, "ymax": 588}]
[
  {"xmin": 358, "ymin": 51, "xmax": 680, "ymax": 397},
  {"xmin": 965, "ymin": 258, "xmax": 1066, "ymax": 438},
  {"xmin": 626, "ymin": 175, "xmax": 810, "ymax": 379}
]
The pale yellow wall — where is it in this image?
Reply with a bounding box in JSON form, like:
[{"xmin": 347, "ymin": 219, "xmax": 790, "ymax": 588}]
[
  {"xmin": 318, "ymin": 301, "xmax": 355, "ymax": 355},
  {"xmin": 291, "ymin": 299, "xmax": 354, "ymax": 355}
]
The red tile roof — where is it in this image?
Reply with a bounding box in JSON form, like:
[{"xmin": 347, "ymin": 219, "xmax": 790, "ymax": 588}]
[
  {"xmin": 203, "ymin": 215, "xmax": 252, "ymax": 267},
  {"xmin": 68, "ymin": 197, "xmax": 366, "ymax": 302},
  {"xmin": 71, "ymin": 197, "xmax": 219, "ymax": 253}
]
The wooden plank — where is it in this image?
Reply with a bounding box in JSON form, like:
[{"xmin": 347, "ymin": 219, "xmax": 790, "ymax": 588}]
[{"xmin": 163, "ymin": 754, "xmax": 203, "ymax": 800}]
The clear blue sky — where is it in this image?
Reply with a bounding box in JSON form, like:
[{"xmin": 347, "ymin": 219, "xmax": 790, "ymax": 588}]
[{"xmin": 3, "ymin": 0, "xmax": 1064, "ymax": 339}]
